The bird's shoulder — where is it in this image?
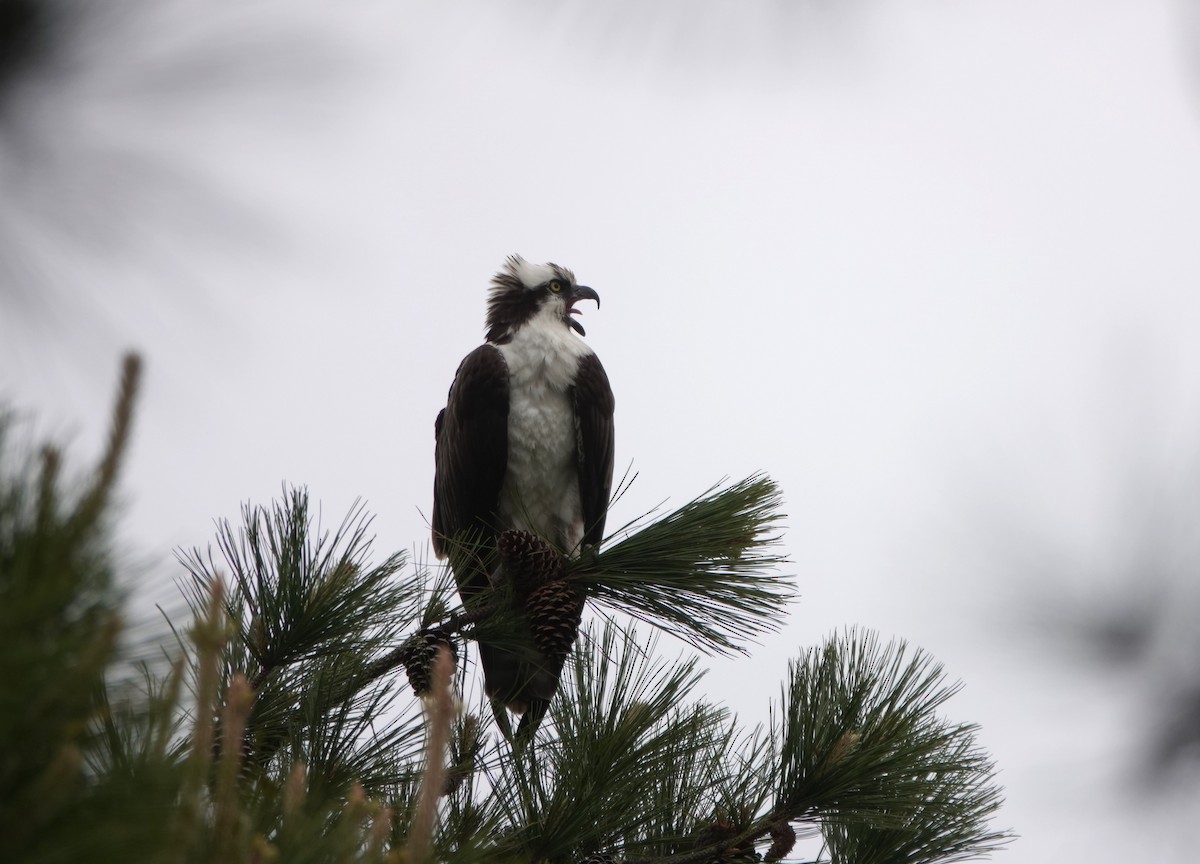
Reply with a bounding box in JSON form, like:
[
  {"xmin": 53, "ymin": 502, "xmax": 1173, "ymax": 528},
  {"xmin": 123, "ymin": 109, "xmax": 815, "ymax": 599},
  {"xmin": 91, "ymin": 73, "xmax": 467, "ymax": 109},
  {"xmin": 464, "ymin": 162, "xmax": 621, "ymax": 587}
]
[
  {"xmin": 445, "ymin": 344, "xmax": 510, "ymax": 413},
  {"xmin": 453, "ymin": 342, "xmax": 508, "ymax": 383},
  {"xmin": 432, "ymin": 343, "xmax": 511, "ymax": 559}
]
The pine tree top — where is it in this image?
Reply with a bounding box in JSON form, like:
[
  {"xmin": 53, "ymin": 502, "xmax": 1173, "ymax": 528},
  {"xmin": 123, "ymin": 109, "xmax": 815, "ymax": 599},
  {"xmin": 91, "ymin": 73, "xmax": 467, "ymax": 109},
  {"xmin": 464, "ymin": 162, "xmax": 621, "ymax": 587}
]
[{"xmin": 0, "ymin": 354, "xmax": 1011, "ymax": 864}]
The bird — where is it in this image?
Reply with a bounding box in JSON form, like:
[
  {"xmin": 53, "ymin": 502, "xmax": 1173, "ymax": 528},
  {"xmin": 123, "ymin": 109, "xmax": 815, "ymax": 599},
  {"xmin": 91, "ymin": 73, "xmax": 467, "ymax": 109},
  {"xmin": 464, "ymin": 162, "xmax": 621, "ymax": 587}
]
[{"xmin": 432, "ymin": 255, "xmax": 615, "ymax": 738}]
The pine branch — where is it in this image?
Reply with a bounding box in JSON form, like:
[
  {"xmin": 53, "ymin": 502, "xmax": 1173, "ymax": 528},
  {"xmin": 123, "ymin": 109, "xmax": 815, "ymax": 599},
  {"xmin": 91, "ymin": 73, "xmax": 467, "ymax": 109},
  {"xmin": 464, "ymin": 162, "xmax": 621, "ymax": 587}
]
[
  {"xmin": 393, "ymin": 474, "xmax": 791, "ymax": 711},
  {"xmin": 3, "ymin": 371, "xmax": 1012, "ymax": 864},
  {"xmin": 179, "ymin": 488, "xmax": 411, "ymax": 684},
  {"xmin": 0, "ymin": 357, "xmax": 141, "ymax": 858},
  {"xmin": 574, "ymin": 474, "xmax": 794, "ymax": 656},
  {"xmin": 169, "ymin": 578, "xmax": 225, "ymax": 861},
  {"xmin": 177, "ymin": 489, "xmax": 424, "ymax": 783},
  {"xmin": 571, "ymin": 628, "xmax": 1012, "ymax": 864},
  {"xmin": 486, "ymin": 622, "xmax": 737, "ymax": 863},
  {"xmin": 772, "ymin": 629, "xmax": 1012, "ymax": 862},
  {"xmin": 213, "ymin": 674, "xmax": 255, "ymax": 859},
  {"xmin": 69, "ymin": 352, "xmax": 141, "ymax": 535},
  {"xmin": 821, "ymin": 738, "xmax": 1009, "ymax": 864}
]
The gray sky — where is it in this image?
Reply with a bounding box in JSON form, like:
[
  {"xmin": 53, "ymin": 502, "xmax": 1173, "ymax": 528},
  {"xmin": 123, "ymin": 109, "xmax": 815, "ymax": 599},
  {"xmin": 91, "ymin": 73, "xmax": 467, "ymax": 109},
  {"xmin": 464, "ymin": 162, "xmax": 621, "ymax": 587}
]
[{"xmin": 4, "ymin": 0, "xmax": 1200, "ymax": 859}]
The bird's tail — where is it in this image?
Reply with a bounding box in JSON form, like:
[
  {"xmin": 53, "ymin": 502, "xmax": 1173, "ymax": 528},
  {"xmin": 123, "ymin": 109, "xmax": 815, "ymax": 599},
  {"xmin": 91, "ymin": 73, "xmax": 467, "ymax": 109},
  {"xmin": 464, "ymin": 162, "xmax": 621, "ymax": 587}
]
[{"xmin": 478, "ymin": 638, "xmax": 572, "ymax": 740}]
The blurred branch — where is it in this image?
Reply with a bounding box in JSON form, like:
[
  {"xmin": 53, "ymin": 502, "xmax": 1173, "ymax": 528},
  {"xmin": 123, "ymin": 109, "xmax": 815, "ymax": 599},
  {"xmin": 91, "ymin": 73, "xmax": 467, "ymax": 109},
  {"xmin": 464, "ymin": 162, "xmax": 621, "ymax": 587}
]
[{"xmin": 406, "ymin": 647, "xmax": 454, "ymax": 863}]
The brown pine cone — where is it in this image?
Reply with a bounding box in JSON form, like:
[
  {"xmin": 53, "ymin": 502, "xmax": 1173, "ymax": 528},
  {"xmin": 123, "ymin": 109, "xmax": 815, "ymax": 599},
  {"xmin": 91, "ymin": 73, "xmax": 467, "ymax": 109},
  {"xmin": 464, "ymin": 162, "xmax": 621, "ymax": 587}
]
[
  {"xmin": 497, "ymin": 529, "xmax": 565, "ymax": 591},
  {"xmin": 763, "ymin": 820, "xmax": 796, "ymax": 862},
  {"xmin": 525, "ymin": 579, "xmax": 584, "ymax": 659},
  {"xmin": 401, "ymin": 627, "xmax": 457, "ymax": 695}
]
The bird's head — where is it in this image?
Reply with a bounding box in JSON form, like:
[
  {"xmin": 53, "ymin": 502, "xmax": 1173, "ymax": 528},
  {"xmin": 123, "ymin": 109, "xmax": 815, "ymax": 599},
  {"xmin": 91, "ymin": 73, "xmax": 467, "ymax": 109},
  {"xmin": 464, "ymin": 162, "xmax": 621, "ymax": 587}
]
[{"xmin": 485, "ymin": 255, "xmax": 600, "ymax": 343}]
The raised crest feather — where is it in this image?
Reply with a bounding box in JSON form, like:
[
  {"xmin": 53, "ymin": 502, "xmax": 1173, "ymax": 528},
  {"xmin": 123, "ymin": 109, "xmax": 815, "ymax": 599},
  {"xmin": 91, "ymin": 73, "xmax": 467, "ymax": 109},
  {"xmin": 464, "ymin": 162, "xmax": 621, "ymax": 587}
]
[{"xmin": 485, "ymin": 255, "xmax": 578, "ymax": 343}]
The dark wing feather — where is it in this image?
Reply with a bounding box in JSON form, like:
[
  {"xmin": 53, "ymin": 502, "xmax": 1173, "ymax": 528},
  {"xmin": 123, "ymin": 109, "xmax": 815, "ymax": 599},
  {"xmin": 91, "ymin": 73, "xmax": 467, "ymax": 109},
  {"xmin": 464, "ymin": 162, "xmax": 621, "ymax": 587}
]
[
  {"xmin": 432, "ymin": 344, "xmax": 510, "ymax": 596},
  {"xmin": 572, "ymin": 352, "xmax": 616, "ymax": 547}
]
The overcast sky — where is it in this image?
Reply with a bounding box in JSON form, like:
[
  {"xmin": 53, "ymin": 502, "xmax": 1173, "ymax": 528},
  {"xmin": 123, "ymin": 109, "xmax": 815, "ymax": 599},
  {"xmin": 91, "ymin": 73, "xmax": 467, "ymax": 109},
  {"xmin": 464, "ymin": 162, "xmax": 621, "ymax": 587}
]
[{"xmin": 4, "ymin": 1, "xmax": 1200, "ymax": 859}]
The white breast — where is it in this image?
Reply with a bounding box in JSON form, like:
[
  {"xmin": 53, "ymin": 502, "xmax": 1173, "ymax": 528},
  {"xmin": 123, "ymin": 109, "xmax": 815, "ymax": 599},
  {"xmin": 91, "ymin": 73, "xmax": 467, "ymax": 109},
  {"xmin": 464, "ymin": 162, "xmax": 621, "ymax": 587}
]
[{"xmin": 496, "ymin": 306, "xmax": 593, "ymax": 552}]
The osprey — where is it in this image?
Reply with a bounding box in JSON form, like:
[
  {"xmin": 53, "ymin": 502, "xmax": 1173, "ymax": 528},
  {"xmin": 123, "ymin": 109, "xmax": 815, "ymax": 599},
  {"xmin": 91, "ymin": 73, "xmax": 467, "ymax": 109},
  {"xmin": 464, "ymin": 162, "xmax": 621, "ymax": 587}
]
[{"xmin": 432, "ymin": 255, "xmax": 615, "ymax": 737}]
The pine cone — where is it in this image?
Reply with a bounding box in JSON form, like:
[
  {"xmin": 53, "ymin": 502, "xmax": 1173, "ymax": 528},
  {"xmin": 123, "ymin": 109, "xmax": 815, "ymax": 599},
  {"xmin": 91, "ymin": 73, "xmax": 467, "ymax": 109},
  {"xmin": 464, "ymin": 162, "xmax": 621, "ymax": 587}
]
[
  {"xmin": 401, "ymin": 627, "xmax": 457, "ymax": 695},
  {"xmin": 763, "ymin": 820, "xmax": 795, "ymax": 863},
  {"xmin": 525, "ymin": 579, "xmax": 584, "ymax": 659},
  {"xmin": 497, "ymin": 529, "xmax": 565, "ymax": 591}
]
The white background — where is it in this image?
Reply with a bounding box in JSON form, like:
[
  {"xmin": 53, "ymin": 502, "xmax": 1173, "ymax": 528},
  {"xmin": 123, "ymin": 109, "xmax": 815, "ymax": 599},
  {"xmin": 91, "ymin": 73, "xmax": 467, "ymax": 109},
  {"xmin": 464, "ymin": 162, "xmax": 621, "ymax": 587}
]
[{"xmin": 3, "ymin": 1, "xmax": 1200, "ymax": 859}]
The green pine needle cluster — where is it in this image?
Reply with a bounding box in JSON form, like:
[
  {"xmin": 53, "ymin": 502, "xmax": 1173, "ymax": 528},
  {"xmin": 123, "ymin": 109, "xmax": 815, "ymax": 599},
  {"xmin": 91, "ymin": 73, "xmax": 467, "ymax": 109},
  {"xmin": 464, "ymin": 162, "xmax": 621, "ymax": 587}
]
[
  {"xmin": 575, "ymin": 475, "xmax": 794, "ymax": 655},
  {"xmin": 0, "ymin": 355, "xmax": 1012, "ymax": 864},
  {"xmin": 774, "ymin": 632, "xmax": 1008, "ymax": 863},
  {"xmin": 176, "ymin": 490, "xmax": 428, "ymax": 793}
]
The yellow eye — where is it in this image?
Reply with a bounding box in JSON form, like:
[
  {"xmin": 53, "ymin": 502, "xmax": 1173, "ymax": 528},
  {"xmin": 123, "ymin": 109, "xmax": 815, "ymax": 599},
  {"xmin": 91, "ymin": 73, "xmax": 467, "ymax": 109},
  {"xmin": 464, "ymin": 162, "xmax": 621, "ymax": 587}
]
[{"xmin": 548, "ymin": 280, "xmax": 563, "ymax": 293}]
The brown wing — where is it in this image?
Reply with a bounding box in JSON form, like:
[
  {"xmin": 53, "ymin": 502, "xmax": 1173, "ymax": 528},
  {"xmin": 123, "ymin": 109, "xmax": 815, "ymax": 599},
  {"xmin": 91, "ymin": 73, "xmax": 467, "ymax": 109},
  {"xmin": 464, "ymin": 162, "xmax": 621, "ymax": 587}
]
[
  {"xmin": 432, "ymin": 344, "xmax": 510, "ymax": 596},
  {"xmin": 572, "ymin": 352, "xmax": 615, "ymax": 547}
]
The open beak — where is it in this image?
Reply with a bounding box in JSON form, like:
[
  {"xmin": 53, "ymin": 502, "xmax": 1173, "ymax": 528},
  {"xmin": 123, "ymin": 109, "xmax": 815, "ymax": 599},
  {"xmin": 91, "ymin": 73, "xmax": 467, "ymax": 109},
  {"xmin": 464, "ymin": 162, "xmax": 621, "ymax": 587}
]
[{"xmin": 567, "ymin": 285, "xmax": 600, "ymax": 336}]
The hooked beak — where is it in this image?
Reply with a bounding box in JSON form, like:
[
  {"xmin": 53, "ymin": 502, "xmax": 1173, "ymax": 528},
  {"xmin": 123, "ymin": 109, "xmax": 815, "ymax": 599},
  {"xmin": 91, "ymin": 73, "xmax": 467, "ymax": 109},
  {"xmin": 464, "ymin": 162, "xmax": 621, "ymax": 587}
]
[{"xmin": 567, "ymin": 285, "xmax": 600, "ymax": 336}]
